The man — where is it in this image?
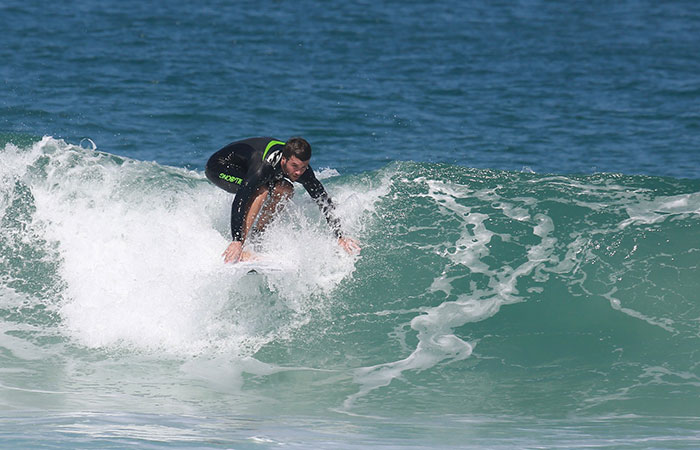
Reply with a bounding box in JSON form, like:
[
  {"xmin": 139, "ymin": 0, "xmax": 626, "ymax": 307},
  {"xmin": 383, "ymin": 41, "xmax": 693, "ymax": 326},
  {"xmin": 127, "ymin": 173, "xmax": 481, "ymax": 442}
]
[{"xmin": 206, "ymin": 136, "xmax": 361, "ymax": 263}]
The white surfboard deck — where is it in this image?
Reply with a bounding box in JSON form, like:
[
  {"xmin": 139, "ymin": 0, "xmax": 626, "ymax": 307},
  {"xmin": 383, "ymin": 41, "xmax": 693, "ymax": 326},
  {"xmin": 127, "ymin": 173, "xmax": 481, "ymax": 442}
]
[{"xmin": 233, "ymin": 260, "xmax": 287, "ymax": 275}]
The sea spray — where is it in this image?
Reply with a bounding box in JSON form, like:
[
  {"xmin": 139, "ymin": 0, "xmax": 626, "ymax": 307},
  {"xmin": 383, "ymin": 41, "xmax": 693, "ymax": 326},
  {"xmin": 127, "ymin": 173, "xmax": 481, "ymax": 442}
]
[{"xmin": 1, "ymin": 138, "xmax": 369, "ymax": 358}]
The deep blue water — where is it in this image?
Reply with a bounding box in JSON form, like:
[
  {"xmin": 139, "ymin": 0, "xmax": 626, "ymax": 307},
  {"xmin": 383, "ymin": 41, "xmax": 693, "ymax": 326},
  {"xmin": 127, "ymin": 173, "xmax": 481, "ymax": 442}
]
[
  {"xmin": 3, "ymin": 0, "xmax": 700, "ymax": 177},
  {"xmin": 2, "ymin": 1, "xmax": 700, "ymax": 448}
]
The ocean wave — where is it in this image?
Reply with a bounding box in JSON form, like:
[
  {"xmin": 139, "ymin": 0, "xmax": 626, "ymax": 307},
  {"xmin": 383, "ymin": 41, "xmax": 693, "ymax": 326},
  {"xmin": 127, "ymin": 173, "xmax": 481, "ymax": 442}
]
[{"xmin": 2, "ymin": 137, "xmax": 699, "ymax": 417}]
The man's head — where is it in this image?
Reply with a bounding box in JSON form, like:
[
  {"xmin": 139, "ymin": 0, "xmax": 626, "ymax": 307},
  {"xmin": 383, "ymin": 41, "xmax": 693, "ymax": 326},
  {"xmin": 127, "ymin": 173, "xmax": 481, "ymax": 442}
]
[
  {"xmin": 281, "ymin": 137, "xmax": 311, "ymax": 181},
  {"xmin": 282, "ymin": 137, "xmax": 311, "ymax": 161}
]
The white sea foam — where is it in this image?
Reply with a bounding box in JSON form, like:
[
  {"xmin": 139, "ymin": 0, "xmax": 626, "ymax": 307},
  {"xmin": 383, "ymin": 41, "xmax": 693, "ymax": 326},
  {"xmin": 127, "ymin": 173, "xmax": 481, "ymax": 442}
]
[
  {"xmin": 4, "ymin": 137, "xmax": 375, "ymax": 357},
  {"xmin": 620, "ymin": 192, "xmax": 700, "ymax": 228}
]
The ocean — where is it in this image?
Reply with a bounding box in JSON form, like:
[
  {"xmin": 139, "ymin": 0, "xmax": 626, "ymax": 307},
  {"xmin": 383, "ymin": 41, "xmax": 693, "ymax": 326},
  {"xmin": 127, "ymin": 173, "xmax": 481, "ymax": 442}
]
[{"xmin": 1, "ymin": 0, "xmax": 699, "ymax": 448}]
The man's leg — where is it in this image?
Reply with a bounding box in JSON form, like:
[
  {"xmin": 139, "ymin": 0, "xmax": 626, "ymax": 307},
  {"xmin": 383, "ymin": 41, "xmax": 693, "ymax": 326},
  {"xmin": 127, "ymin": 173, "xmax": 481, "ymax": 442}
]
[
  {"xmin": 205, "ymin": 145, "xmax": 246, "ymax": 194},
  {"xmin": 237, "ymin": 181, "xmax": 293, "ymax": 261},
  {"xmin": 242, "ymin": 185, "xmax": 271, "ymax": 240},
  {"xmin": 254, "ymin": 180, "xmax": 294, "ymax": 233}
]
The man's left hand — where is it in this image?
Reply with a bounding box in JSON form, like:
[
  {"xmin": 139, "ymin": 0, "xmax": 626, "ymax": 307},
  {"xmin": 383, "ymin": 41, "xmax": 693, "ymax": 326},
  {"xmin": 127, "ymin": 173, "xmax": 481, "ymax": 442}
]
[{"xmin": 338, "ymin": 237, "xmax": 361, "ymax": 255}]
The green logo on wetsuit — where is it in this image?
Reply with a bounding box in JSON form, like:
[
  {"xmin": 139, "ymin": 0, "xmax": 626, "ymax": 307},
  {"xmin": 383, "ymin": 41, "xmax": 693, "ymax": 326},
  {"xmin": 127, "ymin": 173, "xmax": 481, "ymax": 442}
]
[
  {"xmin": 219, "ymin": 173, "xmax": 243, "ymax": 184},
  {"xmin": 262, "ymin": 140, "xmax": 286, "ymax": 162}
]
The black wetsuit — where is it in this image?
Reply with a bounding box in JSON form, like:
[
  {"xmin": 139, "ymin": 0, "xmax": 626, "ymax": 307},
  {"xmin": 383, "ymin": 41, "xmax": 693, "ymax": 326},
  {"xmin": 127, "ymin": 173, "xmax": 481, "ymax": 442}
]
[{"xmin": 205, "ymin": 137, "xmax": 342, "ymax": 241}]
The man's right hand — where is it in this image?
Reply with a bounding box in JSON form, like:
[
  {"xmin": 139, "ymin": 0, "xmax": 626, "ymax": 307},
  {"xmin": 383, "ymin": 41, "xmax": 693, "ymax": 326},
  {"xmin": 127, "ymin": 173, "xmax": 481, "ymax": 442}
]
[{"xmin": 223, "ymin": 241, "xmax": 243, "ymax": 263}]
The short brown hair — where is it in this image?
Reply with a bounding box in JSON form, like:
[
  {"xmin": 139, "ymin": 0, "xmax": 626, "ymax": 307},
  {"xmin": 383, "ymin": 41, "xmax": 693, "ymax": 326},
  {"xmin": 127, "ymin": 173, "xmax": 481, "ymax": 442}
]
[{"xmin": 283, "ymin": 137, "xmax": 312, "ymax": 161}]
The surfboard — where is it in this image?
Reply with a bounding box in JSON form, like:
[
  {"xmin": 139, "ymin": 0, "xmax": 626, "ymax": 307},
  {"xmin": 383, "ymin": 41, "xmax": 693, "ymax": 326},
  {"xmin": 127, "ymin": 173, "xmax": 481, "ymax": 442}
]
[{"xmin": 234, "ymin": 260, "xmax": 286, "ymax": 275}]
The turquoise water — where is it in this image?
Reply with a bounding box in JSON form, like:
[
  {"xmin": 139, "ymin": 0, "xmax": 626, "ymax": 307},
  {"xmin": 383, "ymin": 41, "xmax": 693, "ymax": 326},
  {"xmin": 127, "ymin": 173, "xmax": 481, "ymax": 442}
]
[{"xmin": 2, "ymin": 1, "xmax": 700, "ymax": 448}]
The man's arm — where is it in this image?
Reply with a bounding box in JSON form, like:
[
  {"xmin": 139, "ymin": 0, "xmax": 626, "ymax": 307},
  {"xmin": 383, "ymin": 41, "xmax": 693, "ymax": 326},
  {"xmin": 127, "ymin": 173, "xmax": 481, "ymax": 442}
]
[
  {"xmin": 299, "ymin": 168, "xmax": 361, "ymax": 254},
  {"xmin": 298, "ymin": 167, "xmax": 343, "ymax": 238},
  {"xmin": 223, "ymin": 165, "xmax": 272, "ymax": 264},
  {"xmin": 229, "ymin": 177, "xmax": 261, "ymax": 242},
  {"xmin": 222, "ymin": 180, "xmax": 258, "ymax": 264}
]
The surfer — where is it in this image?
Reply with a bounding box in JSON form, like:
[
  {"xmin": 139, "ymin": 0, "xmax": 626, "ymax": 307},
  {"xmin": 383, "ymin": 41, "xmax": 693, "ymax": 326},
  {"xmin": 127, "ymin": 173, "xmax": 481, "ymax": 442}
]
[{"xmin": 206, "ymin": 137, "xmax": 361, "ymax": 263}]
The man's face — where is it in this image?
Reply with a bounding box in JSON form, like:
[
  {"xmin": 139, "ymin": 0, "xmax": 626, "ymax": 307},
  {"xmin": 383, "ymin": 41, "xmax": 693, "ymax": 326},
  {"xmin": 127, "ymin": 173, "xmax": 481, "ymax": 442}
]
[{"xmin": 281, "ymin": 155, "xmax": 309, "ymax": 181}]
